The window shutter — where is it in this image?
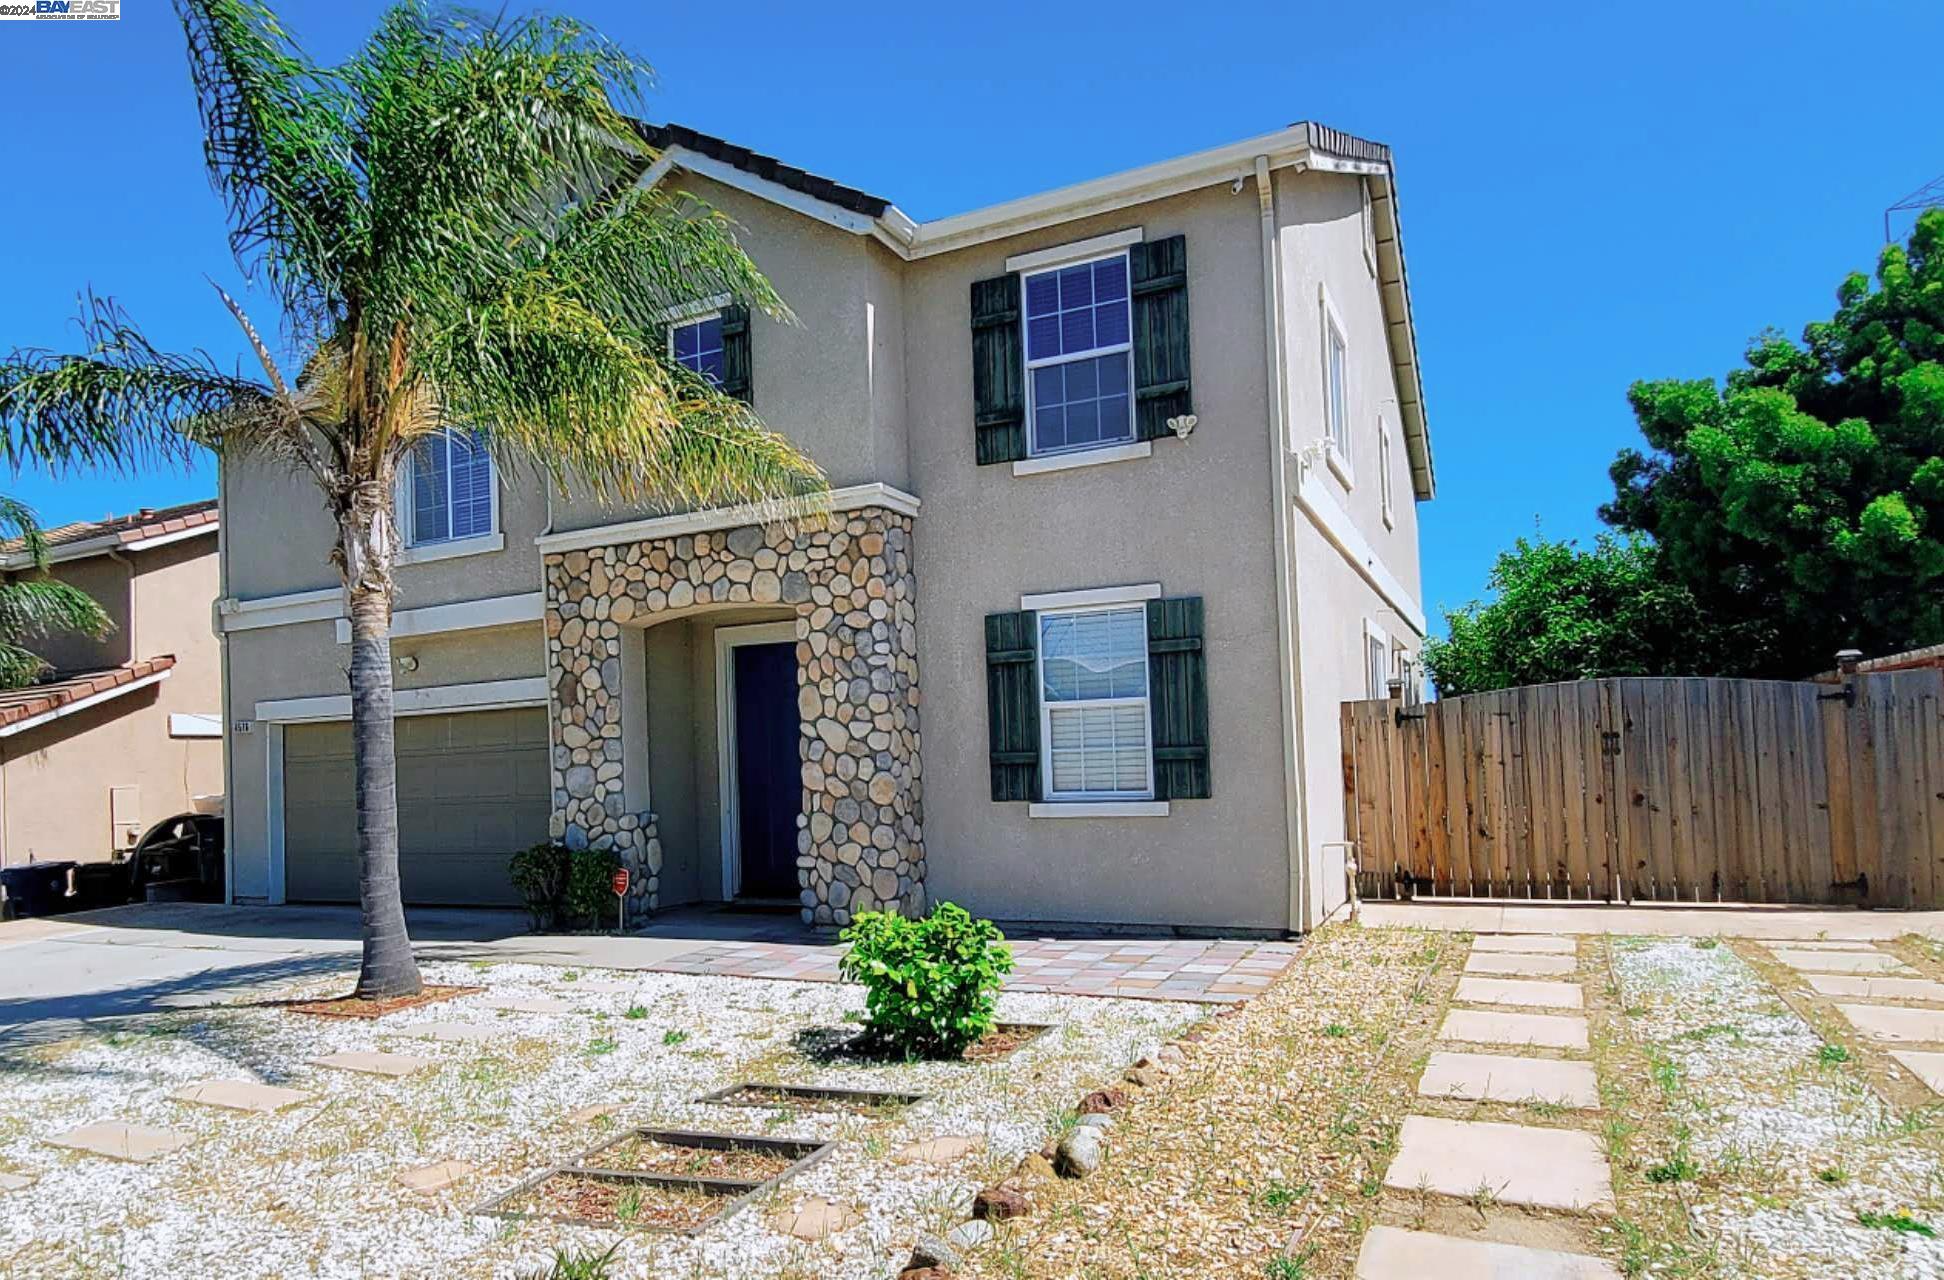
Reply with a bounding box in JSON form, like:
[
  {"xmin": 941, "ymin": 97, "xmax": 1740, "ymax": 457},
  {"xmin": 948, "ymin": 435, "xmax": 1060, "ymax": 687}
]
[
  {"xmin": 1146, "ymin": 596, "xmax": 1210, "ymax": 799},
  {"xmin": 985, "ymin": 610, "xmax": 1040, "ymax": 801},
  {"xmin": 720, "ymin": 304, "xmax": 753, "ymax": 404},
  {"xmin": 970, "ymin": 273, "xmax": 1025, "ymax": 464},
  {"xmin": 1130, "ymin": 235, "xmax": 1192, "ymax": 443}
]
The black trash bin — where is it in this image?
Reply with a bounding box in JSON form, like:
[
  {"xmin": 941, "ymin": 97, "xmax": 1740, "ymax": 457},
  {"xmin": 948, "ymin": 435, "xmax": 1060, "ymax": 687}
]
[{"xmin": 0, "ymin": 861, "xmax": 79, "ymax": 918}]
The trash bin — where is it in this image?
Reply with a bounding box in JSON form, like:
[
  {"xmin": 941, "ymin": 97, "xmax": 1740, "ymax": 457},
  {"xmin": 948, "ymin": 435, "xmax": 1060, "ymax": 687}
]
[{"xmin": 0, "ymin": 861, "xmax": 79, "ymax": 918}]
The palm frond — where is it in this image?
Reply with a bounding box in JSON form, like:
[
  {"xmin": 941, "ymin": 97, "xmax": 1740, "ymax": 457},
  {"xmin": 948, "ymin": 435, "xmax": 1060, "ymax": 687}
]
[
  {"xmin": 0, "ymin": 577, "xmax": 112, "ymax": 643},
  {"xmin": 0, "ymin": 496, "xmax": 49, "ymax": 566},
  {"xmin": 0, "ymin": 293, "xmax": 242, "ymax": 472},
  {"xmin": 177, "ymin": 0, "xmax": 364, "ymax": 334},
  {"xmin": 0, "ymin": 640, "xmax": 49, "ymax": 691}
]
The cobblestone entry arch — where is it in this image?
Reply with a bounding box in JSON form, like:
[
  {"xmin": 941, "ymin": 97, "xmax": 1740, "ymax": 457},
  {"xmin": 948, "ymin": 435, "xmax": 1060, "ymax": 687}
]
[{"xmin": 545, "ymin": 500, "xmax": 924, "ymax": 925}]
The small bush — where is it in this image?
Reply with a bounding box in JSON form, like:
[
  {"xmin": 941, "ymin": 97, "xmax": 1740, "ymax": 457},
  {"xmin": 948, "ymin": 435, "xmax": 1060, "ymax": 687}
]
[
  {"xmin": 509, "ymin": 842, "xmax": 570, "ymax": 929},
  {"xmin": 507, "ymin": 842, "xmax": 622, "ymax": 930},
  {"xmin": 837, "ymin": 901, "xmax": 1013, "ymax": 1058}
]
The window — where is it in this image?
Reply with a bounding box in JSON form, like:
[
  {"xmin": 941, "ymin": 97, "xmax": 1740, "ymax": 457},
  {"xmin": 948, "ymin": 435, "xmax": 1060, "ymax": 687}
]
[
  {"xmin": 403, "ymin": 429, "xmax": 494, "ymax": 547},
  {"xmin": 1324, "ymin": 306, "xmax": 1351, "ymax": 476},
  {"xmin": 1379, "ymin": 412, "xmax": 1395, "ymax": 528},
  {"xmin": 1364, "ymin": 622, "xmax": 1391, "ymax": 699},
  {"xmin": 671, "ymin": 313, "xmax": 725, "ymax": 386},
  {"xmin": 1024, "ymin": 253, "xmax": 1134, "ymax": 456},
  {"xmin": 1039, "ymin": 605, "xmax": 1151, "ymax": 799},
  {"xmin": 1361, "ymin": 179, "xmax": 1377, "ymax": 275}
]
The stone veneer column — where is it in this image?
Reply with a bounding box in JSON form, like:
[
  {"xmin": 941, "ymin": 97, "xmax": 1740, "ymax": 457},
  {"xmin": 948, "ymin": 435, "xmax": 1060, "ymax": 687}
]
[{"xmin": 544, "ymin": 506, "xmax": 923, "ymax": 926}]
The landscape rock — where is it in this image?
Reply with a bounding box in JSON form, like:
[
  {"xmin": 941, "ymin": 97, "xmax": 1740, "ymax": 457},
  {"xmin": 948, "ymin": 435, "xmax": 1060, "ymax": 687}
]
[
  {"xmin": 1076, "ymin": 1087, "xmax": 1126, "ymax": 1114},
  {"xmin": 972, "ymin": 1183, "xmax": 1031, "ymax": 1221},
  {"xmin": 1013, "ymin": 1152, "xmax": 1058, "ymax": 1183},
  {"xmin": 907, "ymin": 1233, "xmax": 964, "ymax": 1271},
  {"xmin": 1124, "ymin": 1064, "xmax": 1162, "ymax": 1088},
  {"xmin": 947, "ymin": 1219, "xmax": 994, "ymax": 1250},
  {"xmin": 1054, "ymin": 1126, "xmax": 1105, "ymax": 1178},
  {"xmin": 1075, "ymin": 1113, "xmax": 1114, "ymax": 1131}
]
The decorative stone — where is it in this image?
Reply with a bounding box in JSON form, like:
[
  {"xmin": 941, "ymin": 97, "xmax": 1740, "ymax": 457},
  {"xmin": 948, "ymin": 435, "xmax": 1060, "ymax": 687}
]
[
  {"xmin": 567, "ymin": 1104, "xmax": 618, "ymax": 1124},
  {"xmin": 908, "ymin": 1235, "xmax": 964, "ymax": 1272},
  {"xmin": 396, "ymin": 1160, "xmax": 474, "ymax": 1194},
  {"xmin": 972, "ymin": 1184, "xmax": 1031, "ymax": 1220},
  {"xmin": 948, "ymin": 1219, "xmax": 995, "ymax": 1249},
  {"xmin": 1054, "ymin": 1126, "xmax": 1104, "ymax": 1177},
  {"xmin": 768, "ymin": 1195, "xmax": 858, "ymax": 1240},
  {"xmin": 895, "ymin": 1135, "xmax": 981, "ymax": 1164},
  {"xmin": 1077, "ymin": 1088, "xmax": 1126, "ymax": 1114}
]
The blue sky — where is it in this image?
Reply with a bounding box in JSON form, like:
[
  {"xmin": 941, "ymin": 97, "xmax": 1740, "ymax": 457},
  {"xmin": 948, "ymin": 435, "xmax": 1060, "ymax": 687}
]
[{"xmin": 2, "ymin": 1, "xmax": 1939, "ymax": 621}]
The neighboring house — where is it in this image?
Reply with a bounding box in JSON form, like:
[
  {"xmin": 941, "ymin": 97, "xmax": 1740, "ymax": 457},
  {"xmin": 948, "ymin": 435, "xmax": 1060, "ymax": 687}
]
[
  {"xmin": 0, "ymin": 500, "xmax": 223, "ymax": 870},
  {"xmin": 217, "ymin": 120, "xmax": 1434, "ymax": 933}
]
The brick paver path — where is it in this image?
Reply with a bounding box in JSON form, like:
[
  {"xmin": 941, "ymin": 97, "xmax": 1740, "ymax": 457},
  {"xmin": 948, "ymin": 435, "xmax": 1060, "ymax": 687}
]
[{"xmin": 644, "ymin": 937, "xmax": 1300, "ymax": 1004}]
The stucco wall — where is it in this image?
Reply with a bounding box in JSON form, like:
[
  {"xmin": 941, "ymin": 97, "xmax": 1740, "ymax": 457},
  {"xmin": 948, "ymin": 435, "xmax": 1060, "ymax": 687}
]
[
  {"xmin": 32, "ymin": 555, "xmax": 132, "ymax": 672},
  {"xmin": 901, "ymin": 182, "xmax": 1293, "ymax": 930}
]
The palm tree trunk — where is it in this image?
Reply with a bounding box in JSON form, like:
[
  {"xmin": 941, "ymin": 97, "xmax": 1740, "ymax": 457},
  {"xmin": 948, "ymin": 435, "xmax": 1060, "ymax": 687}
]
[{"xmin": 341, "ymin": 492, "xmax": 422, "ymax": 999}]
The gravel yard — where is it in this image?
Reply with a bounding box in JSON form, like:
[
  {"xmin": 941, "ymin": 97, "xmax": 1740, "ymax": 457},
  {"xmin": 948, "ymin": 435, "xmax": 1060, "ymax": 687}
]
[
  {"xmin": 0, "ymin": 961, "xmax": 1202, "ymax": 1279},
  {"xmin": 1606, "ymin": 937, "xmax": 1944, "ymax": 1279}
]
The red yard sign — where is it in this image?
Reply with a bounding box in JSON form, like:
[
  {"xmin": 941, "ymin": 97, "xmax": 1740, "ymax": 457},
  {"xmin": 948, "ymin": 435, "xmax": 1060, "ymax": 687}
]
[{"xmin": 611, "ymin": 868, "xmax": 630, "ymax": 898}]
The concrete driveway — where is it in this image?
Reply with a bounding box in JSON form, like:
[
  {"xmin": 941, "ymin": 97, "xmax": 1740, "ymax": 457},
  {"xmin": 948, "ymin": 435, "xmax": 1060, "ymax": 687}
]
[{"xmin": 0, "ymin": 902, "xmax": 733, "ymax": 1045}]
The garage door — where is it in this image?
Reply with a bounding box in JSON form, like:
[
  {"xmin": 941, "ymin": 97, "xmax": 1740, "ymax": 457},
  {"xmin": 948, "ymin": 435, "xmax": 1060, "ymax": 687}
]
[{"xmin": 283, "ymin": 708, "xmax": 550, "ymax": 906}]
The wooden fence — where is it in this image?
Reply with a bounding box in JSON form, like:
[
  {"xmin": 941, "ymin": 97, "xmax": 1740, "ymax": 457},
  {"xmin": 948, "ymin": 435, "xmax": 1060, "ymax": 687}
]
[{"xmin": 1340, "ymin": 672, "xmax": 1944, "ymax": 907}]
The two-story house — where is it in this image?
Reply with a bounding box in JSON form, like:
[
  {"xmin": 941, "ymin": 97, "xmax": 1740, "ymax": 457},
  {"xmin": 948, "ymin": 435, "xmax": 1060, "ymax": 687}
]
[
  {"xmin": 216, "ymin": 120, "xmax": 1434, "ymax": 933},
  {"xmin": 0, "ymin": 500, "xmax": 224, "ymax": 877}
]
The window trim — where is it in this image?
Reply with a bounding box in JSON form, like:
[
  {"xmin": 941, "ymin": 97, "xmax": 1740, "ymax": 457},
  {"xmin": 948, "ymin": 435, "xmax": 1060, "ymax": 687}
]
[
  {"xmin": 395, "ymin": 429, "xmax": 500, "ymax": 556},
  {"xmin": 1361, "ymin": 179, "xmax": 1377, "ymax": 277},
  {"xmin": 1035, "ymin": 600, "xmax": 1155, "ymax": 804},
  {"xmin": 1320, "ymin": 285, "xmax": 1353, "ymax": 487},
  {"xmin": 1363, "ymin": 617, "xmax": 1393, "ymax": 700},
  {"xmin": 1378, "ymin": 410, "xmax": 1395, "ymax": 529},
  {"xmin": 1021, "ymin": 248, "xmax": 1138, "ymax": 459}
]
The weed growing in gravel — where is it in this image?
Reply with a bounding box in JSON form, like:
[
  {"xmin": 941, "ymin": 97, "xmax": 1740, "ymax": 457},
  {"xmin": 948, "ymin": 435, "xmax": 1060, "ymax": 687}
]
[
  {"xmin": 1258, "ymin": 1180, "xmax": 1307, "ymax": 1210},
  {"xmin": 1692, "ymin": 938, "xmax": 1718, "ymax": 950},
  {"xmin": 560, "ymin": 971, "xmax": 581, "ymax": 982},
  {"xmin": 1322, "ymin": 1023, "xmax": 1351, "ymax": 1039},
  {"xmin": 1858, "ymin": 1209, "xmax": 1936, "ymax": 1237},
  {"xmin": 1264, "ymin": 1246, "xmax": 1314, "ymax": 1278},
  {"xmin": 662, "ymin": 1029, "xmax": 690, "ymax": 1046},
  {"xmin": 520, "ymin": 1244, "xmax": 619, "ymax": 1279},
  {"xmin": 1816, "ymin": 1166, "xmax": 1849, "ymax": 1185},
  {"xmin": 585, "ymin": 1035, "xmax": 618, "ymax": 1056},
  {"xmin": 623, "ymin": 1004, "xmax": 648, "ymax": 1020},
  {"xmin": 1676, "ymin": 1023, "xmax": 1743, "ymax": 1045},
  {"xmin": 1818, "ymin": 1043, "xmax": 1850, "ymax": 1065}
]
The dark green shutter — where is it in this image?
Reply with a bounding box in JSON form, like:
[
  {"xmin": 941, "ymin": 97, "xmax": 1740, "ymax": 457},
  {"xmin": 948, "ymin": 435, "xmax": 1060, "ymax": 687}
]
[
  {"xmin": 720, "ymin": 304, "xmax": 753, "ymax": 404},
  {"xmin": 1147, "ymin": 596, "xmax": 1210, "ymax": 799},
  {"xmin": 985, "ymin": 610, "xmax": 1040, "ymax": 801},
  {"xmin": 970, "ymin": 273, "xmax": 1026, "ymax": 464},
  {"xmin": 1130, "ymin": 235, "xmax": 1192, "ymax": 443}
]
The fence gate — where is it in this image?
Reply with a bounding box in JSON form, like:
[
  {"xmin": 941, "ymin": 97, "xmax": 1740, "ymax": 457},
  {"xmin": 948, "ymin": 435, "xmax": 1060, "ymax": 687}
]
[{"xmin": 1340, "ymin": 673, "xmax": 1944, "ymax": 907}]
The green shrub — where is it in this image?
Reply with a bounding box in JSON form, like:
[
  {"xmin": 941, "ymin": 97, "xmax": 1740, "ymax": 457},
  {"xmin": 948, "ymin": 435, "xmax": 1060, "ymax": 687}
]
[
  {"xmin": 837, "ymin": 901, "xmax": 1013, "ymax": 1058},
  {"xmin": 508, "ymin": 842, "xmax": 621, "ymax": 930},
  {"xmin": 563, "ymin": 845, "xmax": 622, "ymax": 927},
  {"xmin": 509, "ymin": 841, "xmax": 570, "ymax": 929}
]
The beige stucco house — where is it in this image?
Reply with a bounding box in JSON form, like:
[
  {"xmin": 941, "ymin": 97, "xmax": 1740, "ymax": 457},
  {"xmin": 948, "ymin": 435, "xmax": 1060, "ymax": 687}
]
[
  {"xmin": 216, "ymin": 120, "xmax": 1435, "ymax": 933},
  {"xmin": 0, "ymin": 500, "xmax": 223, "ymax": 871}
]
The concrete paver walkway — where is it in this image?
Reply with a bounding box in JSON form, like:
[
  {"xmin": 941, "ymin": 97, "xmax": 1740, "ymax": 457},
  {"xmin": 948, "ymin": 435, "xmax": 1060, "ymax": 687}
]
[{"xmin": 1356, "ymin": 1226, "xmax": 1621, "ymax": 1279}]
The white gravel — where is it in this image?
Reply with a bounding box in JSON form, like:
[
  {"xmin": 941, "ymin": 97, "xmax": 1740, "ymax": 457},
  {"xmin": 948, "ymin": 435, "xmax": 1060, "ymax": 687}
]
[
  {"xmin": 1610, "ymin": 938, "xmax": 1944, "ymax": 1279},
  {"xmin": 0, "ymin": 961, "xmax": 1201, "ymax": 1279}
]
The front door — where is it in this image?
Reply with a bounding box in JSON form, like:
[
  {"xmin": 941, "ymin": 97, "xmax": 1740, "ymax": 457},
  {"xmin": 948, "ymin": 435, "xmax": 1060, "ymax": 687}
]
[{"xmin": 733, "ymin": 641, "xmax": 800, "ymax": 899}]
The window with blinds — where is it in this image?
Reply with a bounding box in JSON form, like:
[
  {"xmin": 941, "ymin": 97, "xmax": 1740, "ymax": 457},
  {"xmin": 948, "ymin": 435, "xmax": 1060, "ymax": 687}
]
[
  {"xmin": 405, "ymin": 429, "xmax": 494, "ymax": 546},
  {"xmin": 1038, "ymin": 605, "xmax": 1152, "ymax": 799}
]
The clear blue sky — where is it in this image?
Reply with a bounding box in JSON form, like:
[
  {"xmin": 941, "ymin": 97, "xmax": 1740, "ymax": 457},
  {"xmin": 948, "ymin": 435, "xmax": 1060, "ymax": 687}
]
[{"xmin": 2, "ymin": 0, "xmax": 1939, "ymax": 622}]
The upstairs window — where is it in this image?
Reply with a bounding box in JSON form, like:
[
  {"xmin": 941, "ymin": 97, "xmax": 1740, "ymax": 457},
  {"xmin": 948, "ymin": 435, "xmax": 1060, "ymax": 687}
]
[
  {"xmin": 403, "ymin": 429, "xmax": 494, "ymax": 547},
  {"xmin": 1379, "ymin": 411, "xmax": 1395, "ymax": 528},
  {"xmin": 1039, "ymin": 605, "xmax": 1151, "ymax": 799},
  {"xmin": 671, "ymin": 313, "xmax": 726, "ymax": 386},
  {"xmin": 1024, "ymin": 254, "xmax": 1133, "ymax": 456},
  {"xmin": 1324, "ymin": 309, "xmax": 1351, "ymax": 474}
]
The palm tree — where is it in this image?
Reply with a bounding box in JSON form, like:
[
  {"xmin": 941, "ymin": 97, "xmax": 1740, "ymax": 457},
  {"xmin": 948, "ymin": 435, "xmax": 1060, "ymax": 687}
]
[
  {"xmin": 0, "ymin": 0, "xmax": 823, "ymax": 997},
  {"xmin": 0, "ymin": 497, "xmax": 114, "ymax": 688}
]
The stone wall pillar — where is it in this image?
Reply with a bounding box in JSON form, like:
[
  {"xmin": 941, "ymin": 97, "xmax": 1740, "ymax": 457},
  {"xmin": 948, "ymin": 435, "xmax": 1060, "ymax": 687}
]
[{"xmin": 544, "ymin": 504, "xmax": 923, "ymax": 926}]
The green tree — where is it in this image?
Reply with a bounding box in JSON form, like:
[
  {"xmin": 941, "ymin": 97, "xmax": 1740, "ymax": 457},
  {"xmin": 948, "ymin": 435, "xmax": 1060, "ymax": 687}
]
[
  {"xmin": 0, "ymin": 0, "xmax": 822, "ymax": 996},
  {"xmin": 0, "ymin": 497, "xmax": 114, "ymax": 687},
  {"xmin": 1604, "ymin": 208, "xmax": 1944, "ymax": 677},
  {"xmin": 1423, "ymin": 533, "xmax": 1751, "ymax": 697}
]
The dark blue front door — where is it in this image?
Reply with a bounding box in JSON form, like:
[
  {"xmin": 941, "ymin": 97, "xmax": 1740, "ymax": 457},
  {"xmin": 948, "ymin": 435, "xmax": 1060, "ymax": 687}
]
[{"xmin": 733, "ymin": 641, "xmax": 800, "ymax": 899}]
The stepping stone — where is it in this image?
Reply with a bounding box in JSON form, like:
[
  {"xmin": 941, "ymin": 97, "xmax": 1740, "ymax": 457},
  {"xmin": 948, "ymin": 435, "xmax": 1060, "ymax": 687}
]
[
  {"xmin": 1805, "ymin": 973, "xmax": 1944, "ymax": 1003},
  {"xmin": 398, "ymin": 1021, "xmax": 499, "ymax": 1044},
  {"xmin": 478, "ymin": 995, "xmax": 573, "ymax": 1015},
  {"xmin": 1759, "ymin": 939, "xmax": 1885, "ymax": 952},
  {"xmin": 1439, "ymin": 1010, "xmax": 1589, "ymax": 1051},
  {"xmin": 1455, "ymin": 977, "xmax": 1584, "ymax": 1010},
  {"xmin": 567, "ymin": 1104, "xmax": 619, "ymax": 1124},
  {"xmin": 768, "ymin": 1195, "xmax": 858, "ymax": 1240},
  {"xmin": 0, "ymin": 1173, "xmax": 31, "ymax": 1193},
  {"xmin": 45, "ymin": 1123, "xmax": 192, "ymax": 1164},
  {"xmin": 893, "ymin": 1135, "xmax": 982, "ymax": 1164},
  {"xmin": 1836, "ymin": 1004, "xmax": 1944, "ymax": 1044},
  {"xmin": 1417, "ymin": 1052, "xmax": 1600, "ymax": 1108},
  {"xmin": 170, "ymin": 1081, "xmax": 315, "ymax": 1113},
  {"xmin": 395, "ymin": 1159, "xmax": 474, "ymax": 1194},
  {"xmin": 1772, "ymin": 949, "xmax": 1914, "ymax": 975},
  {"xmin": 1384, "ymin": 1116, "xmax": 1613, "ymax": 1213},
  {"xmin": 309, "ymin": 1051, "xmax": 436, "ymax": 1078},
  {"xmin": 1471, "ymin": 935, "xmax": 1576, "ymax": 954},
  {"xmin": 1465, "ymin": 953, "xmax": 1577, "ymax": 977},
  {"xmin": 571, "ymin": 980, "xmax": 635, "ymax": 994},
  {"xmin": 1355, "ymin": 1226, "xmax": 1620, "ymax": 1279},
  {"xmin": 1891, "ymin": 1050, "xmax": 1944, "ymax": 1094}
]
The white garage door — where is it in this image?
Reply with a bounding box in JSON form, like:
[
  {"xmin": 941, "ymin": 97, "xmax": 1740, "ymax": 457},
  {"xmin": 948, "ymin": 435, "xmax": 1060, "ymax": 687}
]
[{"xmin": 283, "ymin": 708, "xmax": 550, "ymax": 906}]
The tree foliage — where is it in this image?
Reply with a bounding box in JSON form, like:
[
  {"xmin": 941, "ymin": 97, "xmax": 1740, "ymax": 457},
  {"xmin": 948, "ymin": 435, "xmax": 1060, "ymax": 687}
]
[
  {"xmin": 1604, "ymin": 208, "xmax": 1944, "ymax": 677},
  {"xmin": 1423, "ymin": 533, "xmax": 1748, "ymax": 697},
  {"xmin": 0, "ymin": 498, "xmax": 112, "ymax": 688}
]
